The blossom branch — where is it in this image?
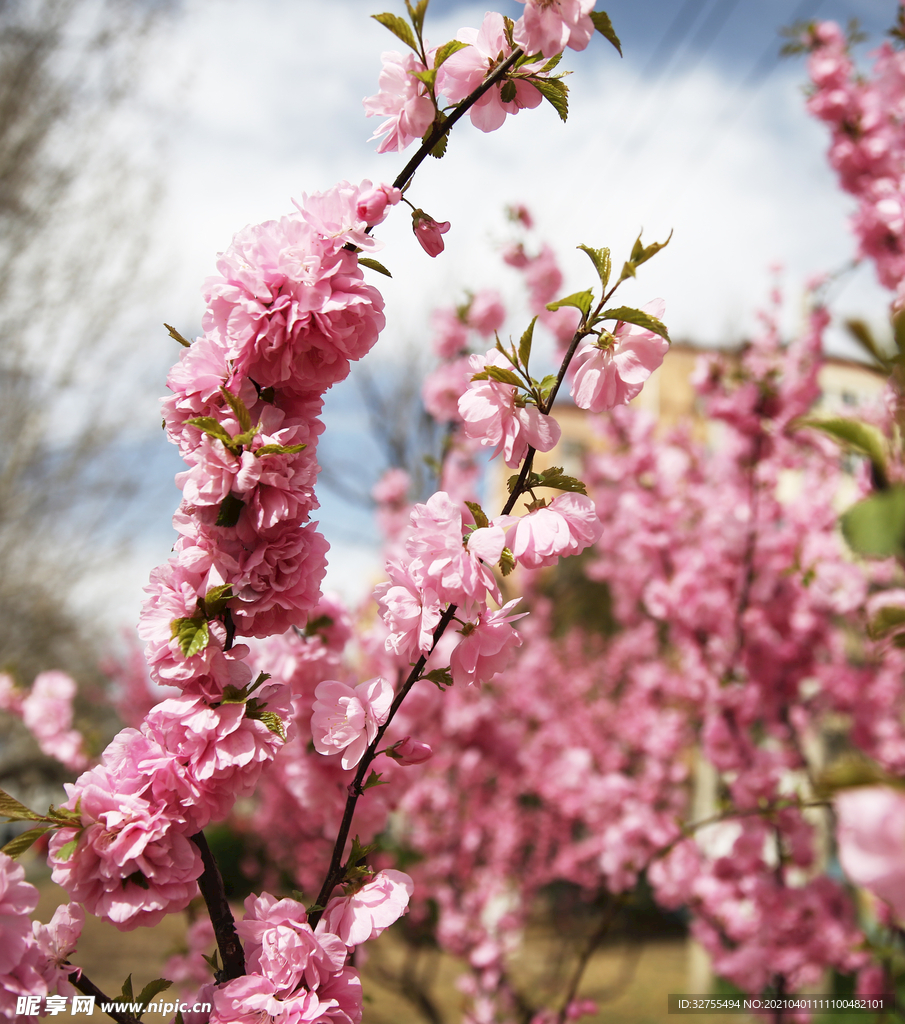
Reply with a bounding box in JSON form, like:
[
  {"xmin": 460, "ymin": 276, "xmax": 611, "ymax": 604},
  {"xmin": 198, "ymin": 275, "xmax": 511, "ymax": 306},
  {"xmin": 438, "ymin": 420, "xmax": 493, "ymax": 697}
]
[
  {"xmin": 392, "ymin": 47, "xmax": 524, "ymax": 193},
  {"xmin": 191, "ymin": 831, "xmax": 245, "ymax": 981},
  {"xmin": 67, "ymin": 972, "xmax": 142, "ymax": 1024},
  {"xmin": 556, "ymin": 896, "xmax": 623, "ymax": 1024}
]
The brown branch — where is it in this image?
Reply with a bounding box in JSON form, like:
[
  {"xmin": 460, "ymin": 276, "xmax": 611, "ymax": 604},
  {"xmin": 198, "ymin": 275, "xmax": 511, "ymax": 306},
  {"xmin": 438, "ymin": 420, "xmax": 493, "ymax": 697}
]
[
  {"xmin": 556, "ymin": 897, "xmax": 623, "ymax": 1024},
  {"xmin": 68, "ymin": 970, "xmax": 142, "ymax": 1024},
  {"xmin": 191, "ymin": 830, "xmax": 245, "ymax": 980}
]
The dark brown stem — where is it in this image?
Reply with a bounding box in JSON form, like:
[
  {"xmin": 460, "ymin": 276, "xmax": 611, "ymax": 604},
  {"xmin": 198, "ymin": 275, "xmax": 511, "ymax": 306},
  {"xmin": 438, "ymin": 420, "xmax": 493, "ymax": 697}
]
[
  {"xmin": 556, "ymin": 897, "xmax": 622, "ymax": 1024},
  {"xmin": 392, "ymin": 48, "xmax": 525, "ymax": 193},
  {"xmin": 68, "ymin": 970, "xmax": 142, "ymax": 1024},
  {"xmin": 191, "ymin": 830, "xmax": 245, "ymax": 980}
]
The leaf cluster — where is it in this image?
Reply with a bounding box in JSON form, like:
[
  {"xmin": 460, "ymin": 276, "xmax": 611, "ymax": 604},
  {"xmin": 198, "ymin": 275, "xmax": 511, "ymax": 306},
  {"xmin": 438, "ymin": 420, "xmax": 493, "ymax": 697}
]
[{"xmin": 0, "ymin": 788, "xmax": 83, "ymax": 858}]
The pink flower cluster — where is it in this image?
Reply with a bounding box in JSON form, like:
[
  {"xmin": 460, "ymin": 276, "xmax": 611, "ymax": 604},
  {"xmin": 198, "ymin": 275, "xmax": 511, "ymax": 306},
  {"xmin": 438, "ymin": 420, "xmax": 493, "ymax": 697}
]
[
  {"xmin": 49, "ymin": 181, "xmax": 398, "ymax": 931},
  {"xmin": 0, "ymin": 853, "xmax": 83, "ymax": 1018},
  {"xmin": 805, "ymin": 23, "xmax": 905, "ymax": 307},
  {"xmin": 0, "ymin": 671, "xmax": 87, "ymax": 772},
  {"xmin": 210, "ymin": 876, "xmax": 410, "ymax": 1024},
  {"xmin": 363, "ymin": 6, "xmax": 589, "ymax": 153}
]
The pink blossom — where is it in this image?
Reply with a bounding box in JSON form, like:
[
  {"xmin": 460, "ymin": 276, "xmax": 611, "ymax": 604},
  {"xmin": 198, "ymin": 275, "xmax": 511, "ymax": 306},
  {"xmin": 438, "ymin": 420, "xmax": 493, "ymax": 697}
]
[
  {"xmin": 458, "ymin": 350, "xmax": 561, "ymax": 467},
  {"xmin": 238, "ymin": 892, "xmax": 346, "ymax": 996},
  {"xmin": 437, "ymin": 14, "xmax": 543, "ymax": 133},
  {"xmin": 374, "ymin": 559, "xmax": 442, "ymax": 659},
  {"xmin": 513, "ymin": 0, "xmax": 596, "ymax": 59},
  {"xmin": 466, "ymin": 290, "xmax": 506, "ymax": 337},
  {"xmin": 430, "ymin": 307, "xmax": 469, "ymax": 358},
  {"xmin": 0, "ymin": 852, "xmax": 39, "ymax": 974},
  {"xmin": 33, "ymin": 903, "xmax": 83, "ymax": 993},
  {"xmin": 413, "ymin": 210, "xmax": 450, "ymax": 257},
  {"xmin": 319, "ymin": 870, "xmax": 413, "ymax": 947},
  {"xmin": 48, "ymin": 765, "xmax": 203, "ymax": 930},
  {"xmin": 421, "ymin": 356, "xmax": 472, "ymax": 423},
  {"xmin": 405, "ymin": 491, "xmax": 501, "ymax": 612},
  {"xmin": 500, "ymin": 493, "xmax": 602, "ymax": 570},
  {"xmin": 570, "ymin": 299, "xmax": 668, "ymax": 411},
  {"xmin": 355, "ymin": 182, "xmax": 402, "ymax": 226},
  {"xmin": 836, "ymin": 787, "xmax": 905, "ymax": 920},
  {"xmin": 449, "ymin": 600, "xmax": 526, "ymax": 686},
  {"xmin": 364, "ymin": 50, "xmax": 435, "ymax": 153},
  {"xmin": 21, "ymin": 670, "xmax": 87, "ymax": 771},
  {"xmin": 387, "ymin": 736, "xmax": 433, "ymax": 766},
  {"xmin": 311, "ymin": 677, "xmax": 394, "ymax": 769}
]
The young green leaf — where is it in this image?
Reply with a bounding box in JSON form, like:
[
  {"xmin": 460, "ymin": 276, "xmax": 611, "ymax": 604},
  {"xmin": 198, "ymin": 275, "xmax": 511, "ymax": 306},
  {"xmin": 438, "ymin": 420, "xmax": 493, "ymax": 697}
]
[
  {"xmin": 170, "ymin": 617, "xmax": 210, "ymax": 659},
  {"xmin": 358, "ymin": 257, "xmax": 392, "ymax": 278},
  {"xmin": 185, "ymin": 417, "xmax": 234, "ymax": 448},
  {"xmin": 499, "ymin": 548, "xmax": 516, "ymax": 577},
  {"xmin": 841, "ymin": 486, "xmax": 905, "ymax": 558},
  {"xmin": 577, "ymin": 245, "xmax": 612, "ymax": 291},
  {"xmin": 537, "ymin": 467, "xmax": 588, "ymax": 494},
  {"xmin": 55, "ymin": 837, "xmax": 80, "ymax": 861},
  {"xmin": 619, "ymin": 230, "xmax": 673, "ymax": 281},
  {"xmin": 434, "ymin": 39, "xmax": 467, "ymax": 68},
  {"xmin": 1, "ymin": 826, "xmax": 52, "ymax": 859},
  {"xmin": 869, "ymin": 604, "xmax": 905, "ymax": 639},
  {"xmin": 547, "ymin": 290, "xmax": 594, "ymax": 317},
  {"xmin": 0, "ymin": 789, "xmax": 45, "ymax": 823},
  {"xmin": 363, "ymin": 770, "xmax": 389, "ymax": 791},
  {"xmin": 371, "ymin": 12, "xmax": 419, "ymax": 52},
  {"xmin": 216, "ymin": 492, "xmax": 245, "ymax": 528},
  {"xmin": 425, "ymin": 667, "xmax": 453, "ymax": 689},
  {"xmin": 137, "ymin": 979, "xmax": 173, "ymax": 1010},
  {"xmin": 801, "ymin": 417, "xmax": 888, "ymax": 487},
  {"xmin": 590, "ymin": 10, "xmax": 622, "ymax": 55},
  {"xmin": 120, "ymin": 976, "xmax": 134, "ymax": 1005},
  {"xmin": 845, "ymin": 318, "xmax": 891, "ymax": 367},
  {"xmin": 255, "ymin": 443, "xmax": 308, "ymax": 457},
  {"xmin": 410, "ymin": 67, "xmax": 437, "ymax": 90},
  {"xmin": 533, "ymin": 77, "xmax": 569, "ymax": 122},
  {"xmin": 429, "ymin": 130, "xmax": 448, "ymax": 159},
  {"xmin": 203, "ymin": 583, "xmax": 233, "ymax": 616},
  {"xmin": 600, "ymin": 306, "xmax": 670, "ymax": 341},
  {"xmin": 485, "ymin": 365, "xmax": 526, "ymax": 389},
  {"xmin": 164, "ymin": 323, "xmax": 190, "ymax": 347},
  {"xmin": 465, "ymin": 501, "xmax": 490, "ymax": 530},
  {"xmin": 519, "ymin": 317, "xmax": 537, "ymax": 370},
  {"xmin": 219, "ymin": 386, "xmax": 253, "ymax": 433},
  {"xmin": 407, "ymin": 0, "xmax": 428, "ymax": 35},
  {"xmin": 247, "ymin": 710, "xmax": 286, "ymax": 740}
]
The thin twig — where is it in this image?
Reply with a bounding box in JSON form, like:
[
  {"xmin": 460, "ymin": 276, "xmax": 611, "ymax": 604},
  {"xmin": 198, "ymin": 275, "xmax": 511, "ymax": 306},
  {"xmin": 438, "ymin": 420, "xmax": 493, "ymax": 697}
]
[{"xmin": 67, "ymin": 971, "xmax": 142, "ymax": 1024}]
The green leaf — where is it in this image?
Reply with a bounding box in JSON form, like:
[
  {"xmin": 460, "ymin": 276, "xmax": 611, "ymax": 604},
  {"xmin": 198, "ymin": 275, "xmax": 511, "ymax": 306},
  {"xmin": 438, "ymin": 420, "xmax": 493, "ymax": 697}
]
[
  {"xmin": 255, "ymin": 442, "xmax": 308, "ymax": 457},
  {"xmin": 424, "ymin": 667, "xmax": 453, "ymax": 690},
  {"xmin": 216, "ymin": 492, "xmax": 245, "ymax": 527},
  {"xmin": 465, "ymin": 501, "xmax": 489, "ymax": 530},
  {"xmin": 348, "ymin": 835, "xmax": 377, "ymax": 868},
  {"xmin": 590, "ymin": 10, "xmax": 622, "ymax": 55},
  {"xmin": 434, "ymin": 39, "xmax": 468, "ymax": 68},
  {"xmin": 371, "ymin": 12, "xmax": 419, "ymax": 52},
  {"xmin": 185, "ymin": 417, "xmax": 234, "ymax": 447},
  {"xmin": 136, "ymin": 979, "xmax": 173, "ymax": 1010},
  {"xmin": 869, "ymin": 604, "xmax": 905, "ymax": 640},
  {"xmin": 533, "ymin": 76, "xmax": 569, "ymax": 122},
  {"xmin": 619, "ymin": 230, "xmax": 673, "ymax": 281},
  {"xmin": 507, "ymin": 470, "xmax": 543, "ymax": 495},
  {"xmin": 539, "ymin": 53, "xmax": 563, "ymax": 74},
  {"xmin": 547, "ymin": 290, "xmax": 594, "ymax": 317},
  {"xmin": 1, "ymin": 826, "xmax": 52, "ymax": 858},
  {"xmin": 219, "ymin": 385, "xmax": 253, "ymax": 433},
  {"xmin": 536, "ymin": 373, "xmax": 559, "ymax": 402},
  {"xmin": 170, "ymin": 617, "xmax": 210, "ymax": 659},
  {"xmin": 500, "ymin": 80, "xmax": 517, "ymax": 103},
  {"xmin": 120, "ymin": 976, "xmax": 134, "ymax": 1004},
  {"xmin": 600, "ymin": 305, "xmax": 670, "ymax": 341},
  {"xmin": 252, "ymin": 711, "xmax": 286, "ymax": 741},
  {"xmin": 499, "ymin": 548, "xmax": 516, "ymax": 577},
  {"xmin": 429, "ymin": 130, "xmax": 448, "ymax": 159},
  {"xmin": 483, "ymin": 365, "xmax": 525, "ymax": 389},
  {"xmin": 802, "ymin": 417, "xmax": 888, "ymax": 486},
  {"xmin": 410, "ymin": 67, "xmax": 437, "ymax": 89},
  {"xmin": 518, "ymin": 317, "xmax": 537, "ymax": 370},
  {"xmin": 219, "ymin": 685, "xmax": 247, "ymax": 705},
  {"xmin": 358, "ymin": 257, "xmax": 392, "ymax": 278},
  {"xmin": 55, "ymin": 837, "xmax": 79, "ymax": 861},
  {"xmin": 577, "ymin": 245, "xmax": 612, "ymax": 291},
  {"xmin": 0, "ymin": 789, "xmax": 44, "ymax": 822},
  {"xmin": 841, "ymin": 486, "xmax": 905, "ymax": 558},
  {"xmin": 203, "ymin": 583, "xmax": 233, "ymax": 616},
  {"xmin": 363, "ymin": 770, "xmax": 388, "ymax": 790},
  {"xmin": 405, "ymin": 0, "xmax": 429, "ymax": 34},
  {"xmin": 164, "ymin": 323, "xmax": 190, "ymax": 347},
  {"xmin": 201, "ymin": 951, "xmax": 220, "ymax": 973},
  {"xmin": 845, "ymin": 318, "xmax": 891, "ymax": 366},
  {"xmin": 537, "ymin": 466, "xmax": 588, "ymax": 495}
]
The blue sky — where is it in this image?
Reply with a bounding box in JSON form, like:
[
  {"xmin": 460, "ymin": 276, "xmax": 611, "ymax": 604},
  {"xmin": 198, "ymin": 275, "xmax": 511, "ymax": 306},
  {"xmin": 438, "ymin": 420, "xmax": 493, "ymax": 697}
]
[{"xmin": 97, "ymin": 0, "xmax": 903, "ymax": 620}]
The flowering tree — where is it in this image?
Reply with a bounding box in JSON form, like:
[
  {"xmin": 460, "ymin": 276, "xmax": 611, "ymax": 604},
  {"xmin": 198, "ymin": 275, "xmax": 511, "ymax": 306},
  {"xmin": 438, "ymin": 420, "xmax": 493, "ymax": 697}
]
[{"xmin": 0, "ymin": 3, "xmax": 674, "ymax": 1023}]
